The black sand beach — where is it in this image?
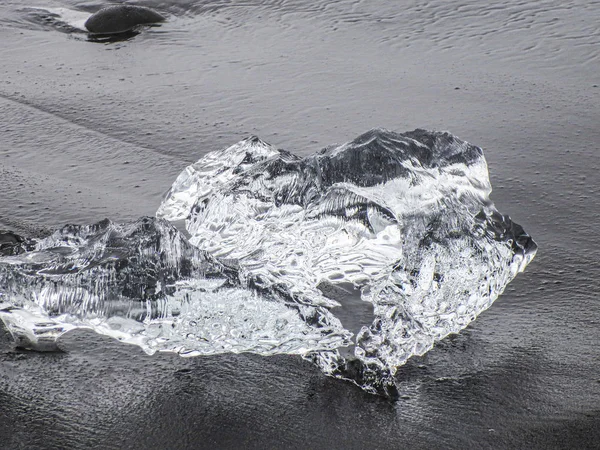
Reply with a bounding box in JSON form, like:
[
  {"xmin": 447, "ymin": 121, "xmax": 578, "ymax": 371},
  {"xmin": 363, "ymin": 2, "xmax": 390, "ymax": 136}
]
[{"xmin": 1, "ymin": 1, "xmax": 599, "ymax": 448}]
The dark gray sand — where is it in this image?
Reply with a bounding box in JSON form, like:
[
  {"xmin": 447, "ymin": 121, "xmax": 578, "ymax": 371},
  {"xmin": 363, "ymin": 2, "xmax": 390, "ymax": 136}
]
[{"xmin": 1, "ymin": 1, "xmax": 599, "ymax": 448}]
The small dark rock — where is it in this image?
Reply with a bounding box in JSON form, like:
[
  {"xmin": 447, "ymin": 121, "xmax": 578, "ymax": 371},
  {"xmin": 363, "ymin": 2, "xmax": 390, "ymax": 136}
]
[{"xmin": 84, "ymin": 5, "xmax": 165, "ymax": 34}]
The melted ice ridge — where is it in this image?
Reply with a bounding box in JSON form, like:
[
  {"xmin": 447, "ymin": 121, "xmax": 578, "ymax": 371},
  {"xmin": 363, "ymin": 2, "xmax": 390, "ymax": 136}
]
[{"xmin": 0, "ymin": 129, "xmax": 536, "ymax": 395}]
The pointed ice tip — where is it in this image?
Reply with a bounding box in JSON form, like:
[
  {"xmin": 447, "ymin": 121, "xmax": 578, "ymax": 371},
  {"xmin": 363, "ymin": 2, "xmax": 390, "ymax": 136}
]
[
  {"xmin": 240, "ymin": 135, "xmax": 279, "ymax": 153},
  {"xmin": 516, "ymin": 232, "xmax": 538, "ymax": 272},
  {"xmin": 333, "ymin": 358, "xmax": 401, "ymax": 399},
  {"xmin": 350, "ymin": 127, "xmax": 393, "ymax": 143},
  {"xmin": 245, "ymin": 135, "xmax": 263, "ymax": 144}
]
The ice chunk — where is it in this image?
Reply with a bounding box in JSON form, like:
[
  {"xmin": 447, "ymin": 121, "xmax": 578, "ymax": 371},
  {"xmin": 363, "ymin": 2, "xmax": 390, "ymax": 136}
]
[
  {"xmin": 158, "ymin": 129, "xmax": 536, "ymax": 393},
  {"xmin": 0, "ymin": 129, "xmax": 536, "ymax": 395}
]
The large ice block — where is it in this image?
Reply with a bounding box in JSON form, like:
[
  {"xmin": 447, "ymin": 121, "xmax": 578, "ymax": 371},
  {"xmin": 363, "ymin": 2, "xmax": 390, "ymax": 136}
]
[{"xmin": 1, "ymin": 129, "xmax": 536, "ymax": 395}]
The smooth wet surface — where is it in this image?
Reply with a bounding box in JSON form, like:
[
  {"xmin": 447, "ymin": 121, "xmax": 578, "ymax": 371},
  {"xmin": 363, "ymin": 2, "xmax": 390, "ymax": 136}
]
[
  {"xmin": 84, "ymin": 5, "xmax": 165, "ymax": 35},
  {"xmin": 1, "ymin": 0, "xmax": 599, "ymax": 448}
]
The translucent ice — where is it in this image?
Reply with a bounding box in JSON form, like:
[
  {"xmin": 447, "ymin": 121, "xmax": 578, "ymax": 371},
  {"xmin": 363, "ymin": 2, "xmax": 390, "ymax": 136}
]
[
  {"xmin": 0, "ymin": 129, "xmax": 536, "ymax": 395},
  {"xmin": 0, "ymin": 218, "xmax": 347, "ymax": 356}
]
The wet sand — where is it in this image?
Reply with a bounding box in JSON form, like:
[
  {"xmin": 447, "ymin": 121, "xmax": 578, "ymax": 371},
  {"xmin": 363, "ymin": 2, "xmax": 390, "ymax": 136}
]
[{"xmin": 1, "ymin": 1, "xmax": 599, "ymax": 448}]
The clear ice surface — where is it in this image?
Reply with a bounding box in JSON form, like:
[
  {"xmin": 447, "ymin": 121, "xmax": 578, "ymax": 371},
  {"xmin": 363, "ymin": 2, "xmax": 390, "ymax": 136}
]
[{"xmin": 0, "ymin": 129, "xmax": 536, "ymax": 395}]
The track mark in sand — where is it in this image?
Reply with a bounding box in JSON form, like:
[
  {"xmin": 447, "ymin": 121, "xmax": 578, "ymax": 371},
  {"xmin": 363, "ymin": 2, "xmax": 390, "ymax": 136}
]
[
  {"xmin": 0, "ymin": 94, "xmax": 179, "ymax": 214},
  {"xmin": 0, "ymin": 91, "xmax": 177, "ymax": 161}
]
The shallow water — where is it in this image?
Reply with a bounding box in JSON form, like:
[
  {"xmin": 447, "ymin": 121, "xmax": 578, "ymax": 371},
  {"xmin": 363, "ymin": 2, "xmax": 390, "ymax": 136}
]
[{"xmin": 0, "ymin": 1, "xmax": 599, "ymax": 448}]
